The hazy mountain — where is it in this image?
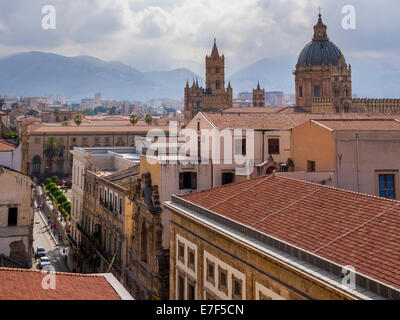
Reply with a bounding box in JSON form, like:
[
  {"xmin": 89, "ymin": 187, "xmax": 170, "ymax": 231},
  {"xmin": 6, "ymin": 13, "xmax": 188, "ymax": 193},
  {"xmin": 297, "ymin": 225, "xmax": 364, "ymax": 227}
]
[
  {"xmin": 0, "ymin": 51, "xmax": 398, "ymax": 102},
  {"xmin": 228, "ymin": 56, "xmax": 296, "ymax": 94},
  {"xmin": 0, "ymin": 52, "xmax": 199, "ymax": 101}
]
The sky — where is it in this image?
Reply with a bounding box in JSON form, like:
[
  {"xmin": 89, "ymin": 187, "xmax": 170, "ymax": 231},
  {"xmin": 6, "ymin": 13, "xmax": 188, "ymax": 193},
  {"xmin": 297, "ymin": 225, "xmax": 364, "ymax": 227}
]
[{"xmin": 0, "ymin": 0, "xmax": 399, "ymax": 77}]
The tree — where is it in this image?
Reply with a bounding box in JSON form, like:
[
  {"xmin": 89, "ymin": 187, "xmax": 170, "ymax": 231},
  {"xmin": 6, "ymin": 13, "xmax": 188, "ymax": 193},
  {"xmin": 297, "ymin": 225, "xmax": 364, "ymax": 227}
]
[
  {"xmin": 44, "ymin": 136, "xmax": 63, "ymax": 162},
  {"xmin": 109, "ymin": 106, "xmax": 117, "ymax": 115},
  {"xmin": 61, "ymin": 120, "xmax": 70, "ymax": 126},
  {"xmin": 6, "ymin": 132, "xmax": 19, "ymax": 141},
  {"xmin": 83, "ymin": 108, "xmax": 94, "ymax": 116},
  {"xmin": 53, "ymin": 108, "xmax": 59, "ymax": 114},
  {"xmin": 130, "ymin": 113, "xmax": 138, "ymax": 125},
  {"xmin": 74, "ymin": 114, "xmax": 83, "ymax": 126},
  {"xmin": 144, "ymin": 114, "xmax": 153, "ymax": 125}
]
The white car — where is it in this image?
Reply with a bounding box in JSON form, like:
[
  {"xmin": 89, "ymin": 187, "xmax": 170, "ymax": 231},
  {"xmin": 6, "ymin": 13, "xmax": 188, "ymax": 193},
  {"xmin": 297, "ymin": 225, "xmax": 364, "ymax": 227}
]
[{"xmin": 39, "ymin": 256, "xmax": 51, "ymax": 269}]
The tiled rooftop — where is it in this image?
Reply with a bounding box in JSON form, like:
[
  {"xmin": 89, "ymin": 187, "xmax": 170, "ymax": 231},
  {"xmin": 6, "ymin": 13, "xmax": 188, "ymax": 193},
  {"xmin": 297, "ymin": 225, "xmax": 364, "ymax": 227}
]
[
  {"xmin": 179, "ymin": 175, "xmax": 400, "ymax": 292},
  {"xmin": 27, "ymin": 124, "xmax": 170, "ymax": 134},
  {"xmin": 0, "ymin": 140, "xmax": 16, "ymax": 152},
  {"xmin": 313, "ymin": 119, "xmax": 400, "ymax": 131},
  {"xmin": 0, "ymin": 268, "xmax": 126, "ymax": 300},
  {"xmin": 201, "ymin": 112, "xmax": 398, "ymax": 130}
]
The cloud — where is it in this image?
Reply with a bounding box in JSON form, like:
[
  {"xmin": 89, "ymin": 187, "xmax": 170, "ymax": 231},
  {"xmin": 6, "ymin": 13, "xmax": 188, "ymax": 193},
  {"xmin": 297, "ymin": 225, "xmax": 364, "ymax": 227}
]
[{"xmin": 0, "ymin": 0, "xmax": 398, "ymax": 77}]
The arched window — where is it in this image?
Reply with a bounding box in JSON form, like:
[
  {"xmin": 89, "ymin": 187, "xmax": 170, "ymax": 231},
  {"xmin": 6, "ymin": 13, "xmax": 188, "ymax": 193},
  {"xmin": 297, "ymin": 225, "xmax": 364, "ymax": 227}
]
[{"xmin": 140, "ymin": 222, "xmax": 148, "ymax": 263}]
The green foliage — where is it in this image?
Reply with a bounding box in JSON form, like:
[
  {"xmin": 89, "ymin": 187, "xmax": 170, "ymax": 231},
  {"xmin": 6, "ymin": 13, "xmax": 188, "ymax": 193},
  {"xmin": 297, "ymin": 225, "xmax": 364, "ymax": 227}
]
[
  {"xmin": 45, "ymin": 178, "xmax": 53, "ymax": 185},
  {"xmin": 129, "ymin": 113, "xmax": 138, "ymax": 125},
  {"xmin": 48, "ymin": 186, "xmax": 59, "ymax": 195},
  {"xmin": 53, "ymin": 108, "xmax": 60, "ymax": 114},
  {"xmin": 56, "ymin": 194, "xmax": 67, "ymax": 204},
  {"xmin": 6, "ymin": 132, "xmax": 19, "ymax": 141},
  {"xmin": 94, "ymin": 106, "xmax": 108, "ymax": 114},
  {"xmin": 53, "ymin": 190, "xmax": 63, "ymax": 198},
  {"xmin": 62, "ymin": 201, "xmax": 71, "ymax": 214},
  {"xmin": 61, "ymin": 121, "xmax": 70, "ymax": 126},
  {"xmin": 83, "ymin": 108, "xmax": 94, "ymax": 116},
  {"xmin": 74, "ymin": 114, "xmax": 83, "ymax": 126},
  {"xmin": 52, "ymin": 176, "xmax": 59, "ymax": 181},
  {"xmin": 109, "ymin": 106, "xmax": 117, "ymax": 115},
  {"xmin": 44, "ymin": 136, "xmax": 63, "ymax": 160},
  {"xmin": 144, "ymin": 114, "xmax": 153, "ymax": 125}
]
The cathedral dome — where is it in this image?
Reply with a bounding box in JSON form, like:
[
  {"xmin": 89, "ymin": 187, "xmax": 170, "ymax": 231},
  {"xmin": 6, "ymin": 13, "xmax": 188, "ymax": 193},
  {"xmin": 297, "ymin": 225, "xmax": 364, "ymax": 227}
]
[
  {"xmin": 297, "ymin": 40, "xmax": 344, "ymax": 67},
  {"xmin": 296, "ymin": 13, "xmax": 346, "ymax": 67}
]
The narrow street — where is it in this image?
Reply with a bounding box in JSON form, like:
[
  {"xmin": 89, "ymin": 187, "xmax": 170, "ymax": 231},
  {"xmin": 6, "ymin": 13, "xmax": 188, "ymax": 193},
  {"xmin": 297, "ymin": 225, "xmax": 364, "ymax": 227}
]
[{"xmin": 32, "ymin": 201, "xmax": 70, "ymax": 273}]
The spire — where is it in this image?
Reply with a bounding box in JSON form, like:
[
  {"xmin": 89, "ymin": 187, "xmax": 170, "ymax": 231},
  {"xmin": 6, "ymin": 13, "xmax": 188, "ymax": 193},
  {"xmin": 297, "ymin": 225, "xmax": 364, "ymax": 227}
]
[
  {"xmin": 196, "ymin": 78, "xmax": 199, "ymax": 87},
  {"xmin": 313, "ymin": 10, "xmax": 328, "ymax": 41},
  {"xmin": 257, "ymin": 81, "xmax": 261, "ymax": 90},
  {"xmin": 227, "ymin": 81, "xmax": 232, "ymax": 89},
  {"xmin": 211, "ymin": 38, "xmax": 220, "ymax": 59},
  {"xmin": 185, "ymin": 79, "xmax": 189, "ymax": 88}
]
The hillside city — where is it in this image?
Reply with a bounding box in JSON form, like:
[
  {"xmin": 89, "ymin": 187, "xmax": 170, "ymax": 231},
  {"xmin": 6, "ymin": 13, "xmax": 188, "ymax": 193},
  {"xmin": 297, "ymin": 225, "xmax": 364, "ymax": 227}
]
[{"xmin": 0, "ymin": 10, "xmax": 400, "ymax": 302}]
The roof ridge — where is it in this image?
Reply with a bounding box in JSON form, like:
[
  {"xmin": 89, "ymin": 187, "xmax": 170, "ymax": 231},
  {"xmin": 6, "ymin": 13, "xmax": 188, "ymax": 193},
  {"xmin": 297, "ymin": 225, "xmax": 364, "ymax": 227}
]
[
  {"xmin": 0, "ymin": 267, "xmax": 103, "ymax": 277},
  {"xmin": 0, "ymin": 139, "xmax": 16, "ymax": 148},
  {"xmin": 275, "ymin": 175, "xmax": 400, "ymax": 204}
]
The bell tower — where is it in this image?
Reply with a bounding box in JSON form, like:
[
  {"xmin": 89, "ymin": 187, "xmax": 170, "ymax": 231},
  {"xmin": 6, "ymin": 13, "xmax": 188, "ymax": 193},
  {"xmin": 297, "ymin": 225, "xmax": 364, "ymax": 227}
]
[{"xmin": 205, "ymin": 39, "xmax": 225, "ymax": 94}]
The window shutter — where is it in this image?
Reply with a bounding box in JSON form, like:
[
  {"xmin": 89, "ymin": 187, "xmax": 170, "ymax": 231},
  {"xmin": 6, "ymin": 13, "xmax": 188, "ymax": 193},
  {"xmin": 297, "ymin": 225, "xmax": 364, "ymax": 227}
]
[
  {"xmin": 179, "ymin": 173, "xmax": 184, "ymax": 190},
  {"xmin": 191, "ymin": 172, "xmax": 197, "ymax": 190}
]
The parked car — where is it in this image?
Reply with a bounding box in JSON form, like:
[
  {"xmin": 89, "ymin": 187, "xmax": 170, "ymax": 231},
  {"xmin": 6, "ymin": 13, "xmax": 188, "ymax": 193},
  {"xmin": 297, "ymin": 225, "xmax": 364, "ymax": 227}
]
[
  {"xmin": 39, "ymin": 256, "xmax": 51, "ymax": 269},
  {"xmin": 36, "ymin": 247, "xmax": 46, "ymax": 258},
  {"xmin": 64, "ymin": 180, "xmax": 72, "ymax": 188}
]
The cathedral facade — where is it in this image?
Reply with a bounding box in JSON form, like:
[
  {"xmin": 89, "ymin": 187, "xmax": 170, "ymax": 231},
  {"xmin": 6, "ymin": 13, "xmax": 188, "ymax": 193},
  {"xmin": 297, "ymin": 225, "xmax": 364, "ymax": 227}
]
[{"xmin": 184, "ymin": 40, "xmax": 233, "ymax": 125}]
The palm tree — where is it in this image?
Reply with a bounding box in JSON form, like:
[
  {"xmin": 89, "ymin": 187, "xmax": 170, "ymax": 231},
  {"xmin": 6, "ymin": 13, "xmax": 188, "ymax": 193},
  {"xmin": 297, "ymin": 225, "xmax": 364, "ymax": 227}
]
[
  {"xmin": 130, "ymin": 113, "xmax": 138, "ymax": 125},
  {"xmin": 144, "ymin": 114, "xmax": 152, "ymax": 125},
  {"xmin": 74, "ymin": 114, "xmax": 83, "ymax": 126},
  {"xmin": 44, "ymin": 136, "xmax": 63, "ymax": 173}
]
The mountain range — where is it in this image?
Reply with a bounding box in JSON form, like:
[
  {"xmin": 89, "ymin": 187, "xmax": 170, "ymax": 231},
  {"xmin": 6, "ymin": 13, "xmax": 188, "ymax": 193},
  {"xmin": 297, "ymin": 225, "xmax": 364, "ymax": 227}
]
[{"xmin": 0, "ymin": 51, "xmax": 399, "ymax": 101}]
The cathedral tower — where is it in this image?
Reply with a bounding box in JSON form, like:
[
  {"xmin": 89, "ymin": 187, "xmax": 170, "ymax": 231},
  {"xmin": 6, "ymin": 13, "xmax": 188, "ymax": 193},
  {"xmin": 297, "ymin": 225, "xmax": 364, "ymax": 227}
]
[
  {"xmin": 205, "ymin": 39, "xmax": 225, "ymax": 94},
  {"xmin": 294, "ymin": 13, "xmax": 352, "ymax": 112},
  {"xmin": 252, "ymin": 82, "xmax": 265, "ymax": 108}
]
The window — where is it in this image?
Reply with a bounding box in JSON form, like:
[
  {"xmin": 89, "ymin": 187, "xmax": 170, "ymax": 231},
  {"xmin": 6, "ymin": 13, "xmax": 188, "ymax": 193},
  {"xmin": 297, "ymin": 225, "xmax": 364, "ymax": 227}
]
[
  {"xmin": 72, "ymin": 138, "xmax": 77, "ymax": 143},
  {"xmin": 215, "ymin": 67, "xmax": 220, "ymax": 74},
  {"xmin": 179, "ymin": 172, "xmax": 197, "ymax": 190},
  {"xmin": 299, "ymin": 86, "xmax": 303, "ymax": 98},
  {"xmin": 314, "ymin": 85, "xmax": 321, "ymax": 97},
  {"xmin": 197, "ymin": 122, "xmax": 200, "ymax": 131},
  {"xmin": 235, "ymin": 138, "xmax": 246, "ymax": 156},
  {"xmin": 221, "ymin": 172, "xmax": 234, "ymax": 185},
  {"xmin": 34, "ymin": 138, "xmax": 40, "ymax": 144},
  {"xmin": 307, "ymin": 161, "xmax": 316, "ymax": 172},
  {"xmin": 178, "ymin": 274, "xmax": 185, "ymax": 300},
  {"xmin": 232, "ymin": 276, "xmax": 243, "ymax": 299},
  {"xmin": 216, "ymin": 80, "xmax": 221, "ymax": 89},
  {"xmin": 119, "ymin": 198, "xmax": 123, "ymax": 214},
  {"xmin": 8, "ymin": 208, "xmax": 18, "ymax": 226},
  {"xmin": 218, "ymin": 266, "xmax": 228, "ymax": 294},
  {"xmin": 188, "ymin": 248, "xmax": 195, "ymax": 271},
  {"xmin": 114, "ymin": 195, "xmax": 118, "ymax": 212},
  {"xmin": 268, "ymin": 139, "xmax": 280, "ymax": 155},
  {"xmin": 178, "ymin": 241, "xmax": 185, "ymax": 263},
  {"xmin": 259, "ymin": 292, "xmax": 272, "ymax": 300},
  {"xmin": 379, "ymin": 174, "xmax": 395, "ymax": 199},
  {"xmin": 187, "ymin": 280, "xmax": 195, "ymax": 300},
  {"xmin": 206, "ymin": 259, "xmax": 215, "ymax": 284}
]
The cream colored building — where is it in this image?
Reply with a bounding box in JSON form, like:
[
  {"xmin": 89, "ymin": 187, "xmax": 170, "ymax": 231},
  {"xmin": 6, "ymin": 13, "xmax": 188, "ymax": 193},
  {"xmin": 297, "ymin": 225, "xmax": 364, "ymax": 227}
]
[
  {"xmin": 0, "ymin": 166, "xmax": 34, "ymax": 268},
  {"xmin": 290, "ymin": 118, "xmax": 400, "ymax": 199}
]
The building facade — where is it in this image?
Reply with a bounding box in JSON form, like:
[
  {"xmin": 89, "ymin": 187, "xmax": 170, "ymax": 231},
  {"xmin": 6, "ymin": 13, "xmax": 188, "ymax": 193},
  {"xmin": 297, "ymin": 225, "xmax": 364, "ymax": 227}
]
[
  {"xmin": 165, "ymin": 175, "xmax": 400, "ymax": 300},
  {"xmin": 184, "ymin": 40, "xmax": 233, "ymax": 125},
  {"xmin": 0, "ymin": 166, "xmax": 34, "ymax": 268}
]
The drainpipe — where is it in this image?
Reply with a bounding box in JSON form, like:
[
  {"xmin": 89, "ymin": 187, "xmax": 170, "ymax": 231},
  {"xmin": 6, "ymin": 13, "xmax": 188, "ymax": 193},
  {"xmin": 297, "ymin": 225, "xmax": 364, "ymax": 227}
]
[
  {"xmin": 356, "ymin": 133, "xmax": 360, "ymax": 192},
  {"xmin": 335, "ymin": 132, "xmax": 339, "ymax": 188}
]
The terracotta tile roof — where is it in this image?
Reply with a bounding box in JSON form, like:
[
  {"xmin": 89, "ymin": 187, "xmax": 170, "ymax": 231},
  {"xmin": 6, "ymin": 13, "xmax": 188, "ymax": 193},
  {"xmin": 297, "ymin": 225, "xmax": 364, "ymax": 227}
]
[
  {"xmin": 179, "ymin": 175, "xmax": 400, "ymax": 291},
  {"xmin": 0, "ymin": 268, "xmax": 122, "ymax": 300},
  {"xmin": 201, "ymin": 112, "xmax": 399, "ymax": 130},
  {"xmin": 0, "ymin": 140, "xmax": 16, "ymax": 152},
  {"xmin": 313, "ymin": 119, "xmax": 400, "ymax": 131},
  {"xmin": 27, "ymin": 124, "xmax": 170, "ymax": 134},
  {"xmin": 223, "ymin": 107, "xmax": 291, "ymax": 114}
]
